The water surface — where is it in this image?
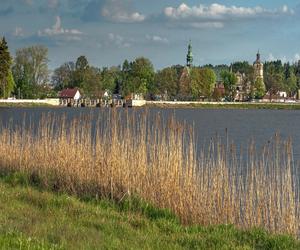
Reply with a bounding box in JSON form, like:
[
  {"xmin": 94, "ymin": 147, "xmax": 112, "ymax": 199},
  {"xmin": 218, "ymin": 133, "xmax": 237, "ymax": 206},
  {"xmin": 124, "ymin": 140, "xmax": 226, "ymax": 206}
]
[{"xmin": 1, "ymin": 107, "xmax": 299, "ymax": 162}]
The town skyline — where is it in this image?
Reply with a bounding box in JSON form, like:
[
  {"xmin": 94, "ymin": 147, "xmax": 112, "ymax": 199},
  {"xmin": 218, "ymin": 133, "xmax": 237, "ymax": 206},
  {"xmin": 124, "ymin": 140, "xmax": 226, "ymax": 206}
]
[{"xmin": 1, "ymin": 0, "xmax": 300, "ymax": 69}]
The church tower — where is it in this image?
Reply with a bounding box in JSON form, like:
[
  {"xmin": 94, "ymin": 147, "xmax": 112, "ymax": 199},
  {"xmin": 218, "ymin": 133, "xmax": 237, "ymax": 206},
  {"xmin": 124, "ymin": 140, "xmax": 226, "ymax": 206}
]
[
  {"xmin": 253, "ymin": 50, "xmax": 264, "ymax": 82},
  {"xmin": 186, "ymin": 40, "xmax": 193, "ymax": 68}
]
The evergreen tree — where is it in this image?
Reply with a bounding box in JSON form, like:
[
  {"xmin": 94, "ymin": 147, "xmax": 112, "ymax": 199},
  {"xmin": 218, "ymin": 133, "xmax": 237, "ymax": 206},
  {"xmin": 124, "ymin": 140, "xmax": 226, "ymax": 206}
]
[{"xmin": 0, "ymin": 37, "xmax": 13, "ymax": 98}]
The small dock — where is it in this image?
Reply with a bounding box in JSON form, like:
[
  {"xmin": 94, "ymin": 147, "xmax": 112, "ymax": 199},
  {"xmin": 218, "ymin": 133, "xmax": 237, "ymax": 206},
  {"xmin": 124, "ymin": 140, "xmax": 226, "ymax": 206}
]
[{"xmin": 59, "ymin": 98, "xmax": 125, "ymax": 107}]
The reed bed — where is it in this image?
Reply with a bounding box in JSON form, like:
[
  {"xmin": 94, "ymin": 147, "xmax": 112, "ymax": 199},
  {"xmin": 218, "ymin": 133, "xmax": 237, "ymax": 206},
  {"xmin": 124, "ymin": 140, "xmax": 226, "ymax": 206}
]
[{"xmin": 0, "ymin": 110, "xmax": 299, "ymax": 237}]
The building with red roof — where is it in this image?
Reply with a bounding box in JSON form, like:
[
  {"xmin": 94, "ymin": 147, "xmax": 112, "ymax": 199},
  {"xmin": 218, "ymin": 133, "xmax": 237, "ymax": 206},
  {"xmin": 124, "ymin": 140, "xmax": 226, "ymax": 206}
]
[{"xmin": 59, "ymin": 88, "xmax": 81, "ymax": 101}]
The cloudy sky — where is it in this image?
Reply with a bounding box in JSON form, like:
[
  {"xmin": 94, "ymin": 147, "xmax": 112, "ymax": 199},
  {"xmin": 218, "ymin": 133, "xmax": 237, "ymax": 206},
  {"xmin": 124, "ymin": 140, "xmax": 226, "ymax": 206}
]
[{"xmin": 1, "ymin": 0, "xmax": 300, "ymax": 69}]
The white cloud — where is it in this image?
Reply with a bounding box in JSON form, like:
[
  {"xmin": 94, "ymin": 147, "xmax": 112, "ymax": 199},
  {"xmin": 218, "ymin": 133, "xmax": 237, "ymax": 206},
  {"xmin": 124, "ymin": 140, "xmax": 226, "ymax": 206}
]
[
  {"xmin": 102, "ymin": 9, "xmax": 145, "ymax": 23},
  {"xmin": 165, "ymin": 3, "xmax": 293, "ymax": 20},
  {"xmin": 268, "ymin": 53, "xmax": 276, "ymax": 61},
  {"xmin": 108, "ymin": 33, "xmax": 131, "ymax": 48},
  {"xmin": 189, "ymin": 22, "xmax": 224, "ymax": 29},
  {"xmin": 164, "ymin": 3, "xmax": 293, "ymax": 29},
  {"xmin": 13, "ymin": 27, "xmax": 24, "ymax": 37},
  {"xmin": 294, "ymin": 54, "xmax": 300, "ymax": 62},
  {"xmin": 146, "ymin": 35, "xmax": 169, "ymax": 44},
  {"xmin": 100, "ymin": 0, "xmax": 145, "ymax": 23},
  {"xmin": 38, "ymin": 16, "xmax": 83, "ymax": 38},
  {"xmin": 267, "ymin": 53, "xmax": 300, "ymax": 63}
]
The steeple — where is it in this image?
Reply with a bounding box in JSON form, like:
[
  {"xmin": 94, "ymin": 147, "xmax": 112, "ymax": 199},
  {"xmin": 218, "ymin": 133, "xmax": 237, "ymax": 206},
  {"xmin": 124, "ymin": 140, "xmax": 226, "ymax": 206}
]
[
  {"xmin": 256, "ymin": 50, "xmax": 261, "ymax": 63},
  {"xmin": 186, "ymin": 40, "xmax": 193, "ymax": 68}
]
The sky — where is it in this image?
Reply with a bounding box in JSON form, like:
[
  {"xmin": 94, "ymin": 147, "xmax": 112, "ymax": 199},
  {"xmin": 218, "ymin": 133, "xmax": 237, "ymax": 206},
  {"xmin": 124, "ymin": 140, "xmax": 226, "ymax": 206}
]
[{"xmin": 1, "ymin": 0, "xmax": 300, "ymax": 70}]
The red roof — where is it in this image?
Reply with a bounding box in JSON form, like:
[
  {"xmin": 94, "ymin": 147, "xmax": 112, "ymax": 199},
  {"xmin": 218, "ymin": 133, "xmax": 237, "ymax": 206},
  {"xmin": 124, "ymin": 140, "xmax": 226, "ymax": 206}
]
[{"xmin": 59, "ymin": 88, "xmax": 79, "ymax": 98}]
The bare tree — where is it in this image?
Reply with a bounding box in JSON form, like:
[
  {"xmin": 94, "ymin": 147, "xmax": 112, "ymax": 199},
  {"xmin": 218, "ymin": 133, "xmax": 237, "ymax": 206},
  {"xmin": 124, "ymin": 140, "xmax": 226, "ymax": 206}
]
[{"xmin": 14, "ymin": 45, "xmax": 49, "ymax": 86}]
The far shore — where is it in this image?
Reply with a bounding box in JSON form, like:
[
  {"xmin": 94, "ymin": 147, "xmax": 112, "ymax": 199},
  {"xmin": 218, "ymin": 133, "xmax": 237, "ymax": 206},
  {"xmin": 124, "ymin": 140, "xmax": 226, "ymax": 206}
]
[
  {"xmin": 2, "ymin": 99, "xmax": 300, "ymax": 110},
  {"xmin": 0, "ymin": 102, "xmax": 54, "ymax": 108},
  {"xmin": 146, "ymin": 101, "xmax": 300, "ymax": 110}
]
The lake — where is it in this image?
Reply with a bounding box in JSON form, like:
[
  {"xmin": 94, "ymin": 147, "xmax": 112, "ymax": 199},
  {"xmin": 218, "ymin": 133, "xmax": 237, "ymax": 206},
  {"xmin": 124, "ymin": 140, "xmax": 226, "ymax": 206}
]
[{"xmin": 1, "ymin": 107, "xmax": 300, "ymax": 162}]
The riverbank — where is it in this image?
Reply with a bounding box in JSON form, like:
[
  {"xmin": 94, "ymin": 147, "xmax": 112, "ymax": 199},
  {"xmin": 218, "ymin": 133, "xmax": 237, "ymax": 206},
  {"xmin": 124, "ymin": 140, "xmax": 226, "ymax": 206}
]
[
  {"xmin": 0, "ymin": 98, "xmax": 59, "ymax": 107},
  {"xmin": 2, "ymin": 99, "xmax": 300, "ymax": 110},
  {"xmin": 0, "ymin": 112, "xmax": 299, "ymax": 238},
  {"xmin": 0, "ymin": 102, "xmax": 54, "ymax": 108},
  {"xmin": 1, "ymin": 173, "xmax": 299, "ymax": 249},
  {"xmin": 146, "ymin": 101, "xmax": 300, "ymax": 110}
]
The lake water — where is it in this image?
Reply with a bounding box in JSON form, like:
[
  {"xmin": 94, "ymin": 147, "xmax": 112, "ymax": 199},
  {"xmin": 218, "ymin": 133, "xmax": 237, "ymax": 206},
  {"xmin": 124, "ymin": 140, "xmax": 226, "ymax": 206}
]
[{"xmin": 1, "ymin": 107, "xmax": 300, "ymax": 162}]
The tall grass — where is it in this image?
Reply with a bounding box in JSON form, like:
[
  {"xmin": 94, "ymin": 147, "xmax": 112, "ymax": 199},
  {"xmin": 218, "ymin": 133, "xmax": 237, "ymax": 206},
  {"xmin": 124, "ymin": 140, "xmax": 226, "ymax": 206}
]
[{"xmin": 0, "ymin": 110, "xmax": 299, "ymax": 237}]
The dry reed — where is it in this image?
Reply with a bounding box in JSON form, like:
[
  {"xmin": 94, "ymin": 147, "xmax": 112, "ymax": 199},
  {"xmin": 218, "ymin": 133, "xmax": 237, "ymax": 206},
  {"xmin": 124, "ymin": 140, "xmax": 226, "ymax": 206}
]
[{"xmin": 0, "ymin": 110, "xmax": 299, "ymax": 237}]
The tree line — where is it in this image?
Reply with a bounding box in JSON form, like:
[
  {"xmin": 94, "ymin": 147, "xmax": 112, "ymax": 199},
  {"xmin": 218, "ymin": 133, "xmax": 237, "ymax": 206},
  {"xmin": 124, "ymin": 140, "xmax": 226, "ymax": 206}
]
[{"xmin": 1, "ymin": 38, "xmax": 300, "ymax": 100}]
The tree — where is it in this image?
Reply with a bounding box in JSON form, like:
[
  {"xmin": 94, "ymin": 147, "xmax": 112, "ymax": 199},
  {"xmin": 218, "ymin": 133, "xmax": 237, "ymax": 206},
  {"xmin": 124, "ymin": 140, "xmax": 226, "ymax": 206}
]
[
  {"xmin": 101, "ymin": 66, "xmax": 119, "ymax": 94},
  {"xmin": 231, "ymin": 61, "xmax": 252, "ymax": 75},
  {"xmin": 120, "ymin": 59, "xmax": 132, "ymax": 97},
  {"xmin": 190, "ymin": 67, "xmax": 216, "ymax": 99},
  {"xmin": 265, "ymin": 64, "xmax": 284, "ymax": 100},
  {"xmin": 294, "ymin": 60, "xmax": 300, "ymax": 88},
  {"xmin": 283, "ymin": 64, "xmax": 297, "ymax": 96},
  {"xmin": 178, "ymin": 67, "xmax": 191, "ymax": 99},
  {"xmin": 52, "ymin": 62, "xmax": 75, "ymax": 90},
  {"xmin": 73, "ymin": 55, "xmax": 89, "ymax": 88},
  {"xmin": 12, "ymin": 45, "xmax": 49, "ymax": 98},
  {"xmin": 253, "ymin": 78, "xmax": 266, "ymax": 99},
  {"xmin": 0, "ymin": 37, "xmax": 13, "ymax": 98},
  {"xmin": 130, "ymin": 57, "xmax": 155, "ymax": 95},
  {"xmin": 82, "ymin": 66, "xmax": 102, "ymax": 98},
  {"xmin": 154, "ymin": 67, "xmax": 179, "ymax": 99},
  {"xmin": 221, "ymin": 70, "xmax": 237, "ymax": 101}
]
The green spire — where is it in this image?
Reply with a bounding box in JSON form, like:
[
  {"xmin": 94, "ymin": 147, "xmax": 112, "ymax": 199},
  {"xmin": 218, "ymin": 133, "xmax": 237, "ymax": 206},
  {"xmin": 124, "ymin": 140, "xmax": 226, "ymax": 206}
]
[{"xmin": 186, "ymin": 40, "xmax": 193, "ymax": 67}]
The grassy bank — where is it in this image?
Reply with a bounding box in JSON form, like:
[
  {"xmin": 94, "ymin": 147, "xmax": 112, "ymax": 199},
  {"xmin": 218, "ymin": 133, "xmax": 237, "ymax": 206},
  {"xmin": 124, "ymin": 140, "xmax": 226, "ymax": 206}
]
[
  {"xmin": 0, "ymin": 111, "xmax": 299, "ymax": 238},
  {"xmin": 147, "ymin": 102, "xmax": 300, "ymax": 110},
  {"xmin": 0, "ymin": 102, "xmax": 54, "ymax": 108},
  {"xmin": 1, "ymin": 173, "xmax": 299, "ymax": 249}
]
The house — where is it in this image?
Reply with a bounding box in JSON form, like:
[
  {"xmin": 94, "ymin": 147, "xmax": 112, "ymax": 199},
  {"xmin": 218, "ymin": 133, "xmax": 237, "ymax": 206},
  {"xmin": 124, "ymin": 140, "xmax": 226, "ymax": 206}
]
[
  {"xmin": 262, "ymin": 91, "xmax": 288, "ymax": 103},
  {"xmin": 235, "ymin": 71, "xmax": 251, "ymax": 101},
  {"xmin": 125, "ymin": 93, "xmax": 146, "ymax": 107},
  {"xmin": 213, "ymin": 82, "xmax": 225, "ymax": 101},
  {"xmin": 59, "ymin": 88, "xmax": 81, "ymax": 105}
]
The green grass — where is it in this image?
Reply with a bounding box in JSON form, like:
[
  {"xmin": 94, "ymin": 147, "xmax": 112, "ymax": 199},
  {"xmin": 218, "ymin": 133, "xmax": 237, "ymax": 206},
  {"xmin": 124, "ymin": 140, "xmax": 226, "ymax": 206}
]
[
  {"xmin": 0, "ymin": 173, "xmax": 299, "ymax": 250},
  {"xmin": 0, "ymin": 102, "xmax": 54, "ymax": 108},
  {"xmin": 147, "ymin": 102, "xmax": 300, "ymax": 110}
]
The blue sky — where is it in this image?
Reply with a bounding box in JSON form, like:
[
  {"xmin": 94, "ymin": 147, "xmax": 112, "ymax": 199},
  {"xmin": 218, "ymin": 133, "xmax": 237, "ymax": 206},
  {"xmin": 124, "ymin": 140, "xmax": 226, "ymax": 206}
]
[{"xmin": 1, "ymin": 0, "xmax": 300, "ymax": 70}]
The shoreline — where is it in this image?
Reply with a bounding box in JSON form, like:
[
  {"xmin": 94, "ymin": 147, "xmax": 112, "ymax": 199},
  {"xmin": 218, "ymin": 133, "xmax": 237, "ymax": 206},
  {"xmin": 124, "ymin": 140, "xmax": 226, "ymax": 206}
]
[
  {"xmin": 2, "ymin": 100, "xmax": 300, "ymax": 110},
  {"xmin": 1, "ymin": 172, "xmax": 299, "ymax": 249},
  {"xmin": 146, "ymin": 101, "xmax": 300, "ymax": 110}
]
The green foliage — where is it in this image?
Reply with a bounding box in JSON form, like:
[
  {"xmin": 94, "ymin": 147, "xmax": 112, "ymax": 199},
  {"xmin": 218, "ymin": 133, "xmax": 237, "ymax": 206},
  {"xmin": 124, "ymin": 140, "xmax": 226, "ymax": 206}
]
[
  {"xmin": 264, "ymin": 63, "xmax": 284, "ymax": 98},
  {"xmin": 12, "ymin": 45, "xmax": 49, "ymax": 99},
  {"xmin": 52, "ymin": 62, "xmax": 75, "ymax": 90},
  {"xmin": 231, "ymin": 61, "xmax": 253, "ymax": 75},
  {"xmin": 178, "ymin": 67, "xmax": 192, "ymax": 100},
  {"xmin": 101, "ymin": 66, "xmax": 120, "ymax": 94},
  {"xmin": 221, "ymin": 70, "xmax": 238, "ymax": 101},
  {"xmin": 284, "ymin": 65, "xmax": 297, "ymax": 95},
  {"xmin": 3, "ymin": 70, "xmax": 15, "ymax": 98},
  {"xmin": 131, "ymin": 57, "xmax": 155, "ymax": 95},
  {"xmin": 73, "ymin": 55, "xmax": 89, "ymax": 88},
  {"xmin": 154, "ymin": 67, "xmax": 179, "ymax": 99},
  {"xmin": 0, "ymin": 37, "xmax": 13, "ymax": 98},
  {"xmin": 190, "ymin": 67, "xmax": 216, "ymax": 99},
  {"xmin": 254, "ymin": 78, "xmax": 266, "ymax": 99},
  {"xmin": 119, "ymin": 57, "xmax": 155, "ymax": 97}
]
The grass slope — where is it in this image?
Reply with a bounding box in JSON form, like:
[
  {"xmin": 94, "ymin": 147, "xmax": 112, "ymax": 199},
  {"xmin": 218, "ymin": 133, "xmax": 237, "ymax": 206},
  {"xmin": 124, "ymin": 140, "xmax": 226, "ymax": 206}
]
[{"xmin": 0, "ymin": 175, "xmax": 299, "ymax": 250}]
